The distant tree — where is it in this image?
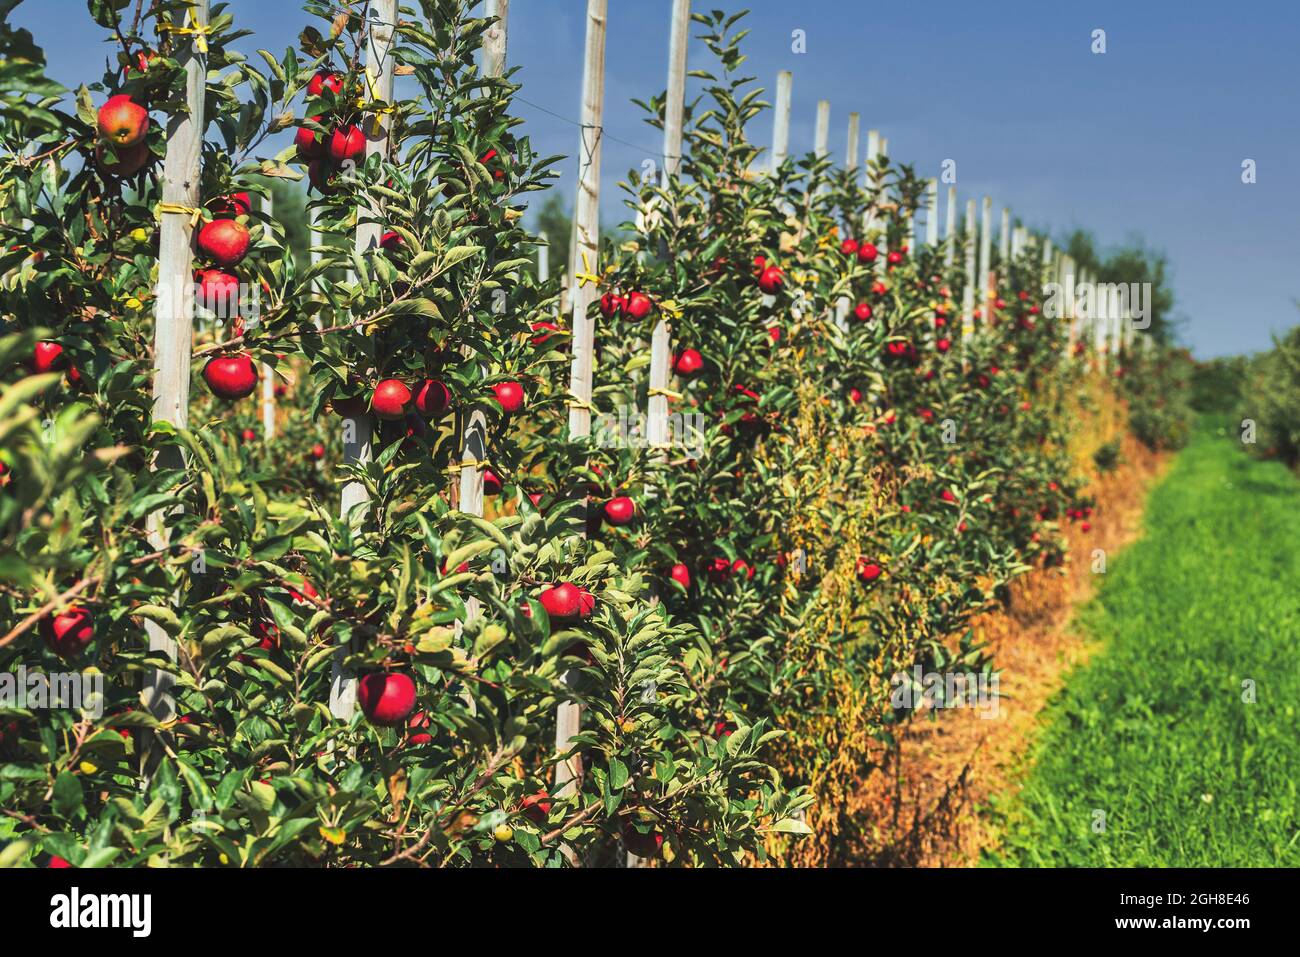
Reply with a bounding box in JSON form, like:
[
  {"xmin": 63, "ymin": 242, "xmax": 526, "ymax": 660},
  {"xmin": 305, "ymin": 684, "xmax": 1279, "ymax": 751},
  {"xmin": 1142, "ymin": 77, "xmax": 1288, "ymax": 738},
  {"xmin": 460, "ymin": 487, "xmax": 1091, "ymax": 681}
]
[{"xmin": 1060, "ymin": 229, "xmax": 1176, "ymax": 343}]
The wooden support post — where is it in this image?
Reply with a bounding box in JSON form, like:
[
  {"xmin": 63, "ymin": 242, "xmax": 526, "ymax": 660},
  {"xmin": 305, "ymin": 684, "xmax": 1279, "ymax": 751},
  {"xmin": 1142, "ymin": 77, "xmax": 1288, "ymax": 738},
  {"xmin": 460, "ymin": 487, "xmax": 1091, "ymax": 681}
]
[
  {"xmin": 845, "ymin": 112, "xmax": 860, "ymax": 171},
  {"xmin": 260, "ymin": 193, "xmax": 276, "ymax": 440},
  {"xmin": 962, "ymin": 198, "xmax": 976, "ymax": 357},
  {"xmin": 944, "ymin": 185, "xmax": 957, "ymax": 266},
  {"xmin": 647, "ymin": 0, "xmax": 688, "ymax": 453},
  {"xmin": 331, "ymin": 0, "xmax": 396, "ymax": 721},
  {"xmin": 143, "ymin": 0, "xmax": 208, "ymax": 729},
  {"xmin": 309, "ymin": 203, "xmax": 323, "ymax": 330},
  {"xmin": 770, "ymin": 70, "xmax": 792, "ymax": 172},
  {"xmin": 483, "ymin": 0, "xmax": 508, "ymax": 76},
  {"xmin": 978, "ymin": 195, "xmax": 992, "ymax": 316},
  {"xmin": 925, "ymin": 178, "xmax": 939, "ymax": 247},
  {"xmin": 998, "ymin": 206, "xmax": 1010, "ymax": 269},
  {"xmin": 556, "ymin": 0, "xmax": 608, "ymax": 810},
  {"xmin": 537, "ymin": 242, "xmax": 550, "ymax": 282},
  {"xmin": 862, "ymin": 129, "xmax": 880, "ymax": 236},
  {"xmin": 813, "ymin": 99, "xmax": 830, "ymax": 157}
]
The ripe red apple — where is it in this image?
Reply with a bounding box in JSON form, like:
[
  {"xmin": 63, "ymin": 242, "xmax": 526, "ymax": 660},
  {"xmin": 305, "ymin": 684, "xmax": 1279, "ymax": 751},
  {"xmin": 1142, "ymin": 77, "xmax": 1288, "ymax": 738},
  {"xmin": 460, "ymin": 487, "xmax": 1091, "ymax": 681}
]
[
  {"xmin": 848, "ymin": 387, "xmax": 863, "ymax": 404},
  {"xmin": 241, "ymin": 428, "xmax": 257, "ymax": 442},
  {"xmin": 940, "ymin": 489, "xmax": 956, "ymax": 503},
  {"xmin": 603, "ymin": 496, "xmax": 635, "ymax": 526},
  {"xmin": 197, "ymin": 219, "xmax": 250, "ymax": 267},
  {"xmin": 530, "ymin": 320, "xmax": 560, "ymax": 345},
  {"xmin": 357, "ymin": 672, "xmax": 417, "ymax": 726},
  {"xmin": 669, "ymin": 563, "xmax": 691, "ymax": 589},
  {"xmin": 856, "ymin": 558, "xmax": 882, "ymax": 582},
  {"xmin": 379, "ymin": 231, "xmax": 403, "ymax": 252},
  {"xmin": 30, "ymin": 341, "xmax": 66, "ymax": 374},
  {"xmin": 196, "ymin": 268, "xmax": 240, "ymax": 314},
  {"xmin": 492, "ymin": 381, "xmax": 525, "ymax": 414},
  {"xmin": 97, "ymin": 94, "xmax": 149, "ymax": 147},
  {"xmin": 411, "ymin": 378, "xmax": 450, "ymax": 418},
  {"xmin": 840, "ymin": 238, "xmax": 859, "ymax": 256},
  {"xmin": 307, "ymin": 159, "xmax": 337, "ymax": 194},
  {"xmin": 857, "ymin": 242, "xmax": 878, "ymax": 264},
  {"xmin": 47, "ymin": 856, "xmax": 72, "ymax": 869},
  {"xmin": 310, "ymin": 442, "xmax": 325, "ymax": 460},
  {"xmin": 731, "ymin": 558, "xmax": 754, "ymax": 580},
  {"xmin": 539, "ymin": 582, "xmax": 584, "ymax": 621},
  {"xmin": 407, "ymin": 710, "xmax": 433, "ymax": 745},
  {"xmin": 483, "ymin": 468, "xmax": 503, "ymax": 495},
  {"xmin": 371, "ymin": 378, "xmax": 411, "ymax": 420},
  {"xmin": 757, "ymin": 265, "xmax": 784, "ymax": 294},
  {"xmin": 706, "ymin": 557, "xmax": 731, "ymax": 583},
  {"xmin": 94, "ymin": 141, "xmax": 151, "ymax": 177},
  {"xmin": 887, "ymin": 250, "xmax": 903, "ymax": 266},
  {"xmin": 673, "ymin": 348, "xmax": 704, "ymax": 376},
  {"xmin": 621, "ymin": 821, "xmax": 663, "ymax": 858},
  {"xmin": 208, "ymin": 192, "xmax": 251, "ymax": 218},
  {"xmin": 202, "ymin": 354, "xmax": 258, "ymax": 400},
  {"xmin": 624, "ymin": 291, "xmax": 653, "ymax": 320},
  {"xmin": 40, "ymin": 606, "xmax": 94, "ymax": 660},
  {"xmin": 936, "ymin": 338, "xmax": 951, "ymax": 353},
  {"xmin": 307, "ymin": 70, "xmax": 344, "ymax": 97},
  {"xmin": 295, "ymin": 117, "xmax": 324, "ymax": 158},
  {"xmin": 854, "ymin": 302, "xmax": 872, "ymax": 322},
  {"xmin": 599, "ymin": 292, "xmax": 624, "ymax": 318},
  {"xmin": 520, "ymin": 791, "xmax": 552, "ymax": 825},
  {"xmin": 328, "ymin": 124, "xmax": 366, "ymax": 164}
]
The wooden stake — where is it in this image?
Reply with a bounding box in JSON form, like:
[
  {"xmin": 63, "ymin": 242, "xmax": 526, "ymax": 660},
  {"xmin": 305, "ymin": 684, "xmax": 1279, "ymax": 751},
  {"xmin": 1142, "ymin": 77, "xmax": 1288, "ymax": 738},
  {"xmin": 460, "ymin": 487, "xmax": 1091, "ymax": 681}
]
[
  {"xmin": 260, "ymin": 193, "xmax": 276, "ymax": 440},
  {"xmin": 845, "ymin": 112, "xmax": 860, "ymax": 171},
  {"xmin": 925, "ymin": 178, "xmax": 938, "ymax": 247},
  {"xmin": 483, "ymin": 0, "xmax": 508, "ymax": 76},
  {"xmin": 647, "ymin": 0, "xmax": 689, "ymax": 453},
  {"xmin": 309, "ymin": 203, "xmax": 323, "ymax": 330},
  {"xmin": 331, "ymin": 0, "xmax": 397, "ymax": 721},
  {"xmin": 944, "ymin": 185, "xmax": 957, "ymax": 266},
  {"xmin": 998, "ymin": 206, "xmax": 1010, "ymax": 267},
  {"xmin": 556, "ymin": 0, "xmax": 608, "ymax": 808},
  {"xmin": 962, "ymin": 198, "xmax": 976, "ymax": 353},
  {"xmin": 979, "ymin": 195, "xmax": 992, "ymax": 315},
  {"xmin": 770, "ymin": 70, "xmax": 792, "ymax": 171},
  {"xmin": 813, "ymin": 99, "xmax": 830, "ymax": 158},
  {"xmin": 143, "ymin": 0, "xmax": 208, "ymax": 728}
]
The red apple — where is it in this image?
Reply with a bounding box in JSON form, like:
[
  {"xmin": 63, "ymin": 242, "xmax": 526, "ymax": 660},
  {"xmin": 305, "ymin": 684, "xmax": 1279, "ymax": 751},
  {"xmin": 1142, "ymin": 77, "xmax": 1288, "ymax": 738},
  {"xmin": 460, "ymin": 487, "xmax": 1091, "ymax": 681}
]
[
  {"xmin": 530, "ymin": 320, "xmax": 560, "ymax": 345},
  {"xmin": 202, "ymin": 354, "xmax": 258, "ymax": 400},
  {"xmin": 371, "ymin": 378, "xmax": 411, "ymax": 420},
  {"xmin": 407, "ymin": 710, "xmax": 433, "ymax": 745},
  {"xmin": 857, "ymin": 242, "xmax": 878, "ymax": 264},
  {"xmin": 936, "ymin": 338, "xmax": 951, "ymax": 353},
  {"xmin": 30, "ymin": 341, "xmax": 65, "ymax": 374},
  {"xmin": 706, "ymin": 557, "xmax": 732, "ymax": 583},
  {"xmin": 241, "ymin": 428, "xmax": 257, "ymax": 442},
  {"xmin": 307, "ymin": 70, "xmax": 344, "ymax": 97},
  {"xmin": 197, "ymin": 219, "xmax": 250, "ymax": 267},
  {"xmin": 196, "ymin": 268, "xmax": 240, "ymax": 315},
  {"xmin": 208, "ymin": 192, "xmax": 251, "ymax": 218},
  {"xmin": 97, "ymin": 94, "xmax": 149, "ymax": 147},
  {"xmin": 757, "ymin": 265, "xmax": 784, "ymax": 294},
  {"xmin": 603, "ymin": 496, "xmax": 635, "ymax": 526},
  {"xmin": 856, "ymin": 558, "xmax": 882, "ymax": 582},
  {"xmin": 598, "ymin": 293, "xmax": 624, "ymax": 318},
  {"xmin": 310, "ymin": 442, "xmax": 326, "ymax": 460},
  {"xmin": 307, "ymin": 159, "xmax": 336, "ymax": 194},
  {"xmin": 539, "ymin": 582, "xmax": 584, "ymax": 621},
  {"xmin": 357, "ymin": 672, "xmax": 417, "ymax": 726},
  {"xmin": 492, "ymin": 381, "xmax": 525, "ymax": 413},
  {"xmin": 328, "ymin": 124, "xmax": 366, "ymax": 164},
  {"xmin": 40, "ymin": 606, "xmax": 94, "ymax": 660},
  {"xmin": 854, "ymin": 302, "xmax": 872, "ymax": 322},
  {"xmin": 295, "ymin": 118, "xmax": 324, "ymax": 158},
  {"xmin": 731, "ymin": 558, "xmax": 754, "ymax": 580},
  {"xmin": 483, "ymin": 468, "xmax": 503, "ymax": 495},
  {"xmin": 624, "ymin": 291, "xmax": 653, "ymax": 320},
  {"xmin": 840, "ymin": 238, "xmax": 859, "ymax": 256},
  {"xmin": 379, "ymin": 230, "xmax": 403, "ymax": 251},
  {"xmin": 411, "ymin": 378, "xmax": 450, "ymax": 417},
  {"xmin": 887, "ymin": 250, "xmax": 903, "ymax": 266},
  {"xmin": 673, "ymin": 348, "xmax": 703, "ymax": 376},
  {"xmin": 520, "ymin": 791, "xmax": 552, "ymax": 825},
  {"xmin": 621, "ymin": 821, "xmax": 663, "ymax": 858},
  {"xmin": 669, "ymin": 563, "xmax": 691, "ymax": 589}
]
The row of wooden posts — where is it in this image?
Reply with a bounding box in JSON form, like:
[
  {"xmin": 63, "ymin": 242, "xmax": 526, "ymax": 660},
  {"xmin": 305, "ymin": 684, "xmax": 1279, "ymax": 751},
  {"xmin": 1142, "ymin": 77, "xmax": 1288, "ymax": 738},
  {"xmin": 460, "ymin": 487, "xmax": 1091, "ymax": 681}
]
[{"xmin": 137, "ymin": 1, "xmax": 1141, "ymax": 847}]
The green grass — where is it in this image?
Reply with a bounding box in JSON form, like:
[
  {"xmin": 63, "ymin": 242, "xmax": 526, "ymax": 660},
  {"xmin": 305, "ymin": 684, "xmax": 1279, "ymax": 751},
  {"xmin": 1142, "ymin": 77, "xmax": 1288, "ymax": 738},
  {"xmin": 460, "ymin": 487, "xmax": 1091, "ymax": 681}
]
[{"xmin": 986, "ymin": 417, "xmax": 1300, "ymax": 866}]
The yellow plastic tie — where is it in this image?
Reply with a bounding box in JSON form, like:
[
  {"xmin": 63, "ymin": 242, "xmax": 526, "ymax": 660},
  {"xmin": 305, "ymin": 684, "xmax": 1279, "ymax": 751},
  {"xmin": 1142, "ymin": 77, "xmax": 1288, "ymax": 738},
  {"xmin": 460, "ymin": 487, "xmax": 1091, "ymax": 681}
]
[
  {"xmin": 648, "ymin": 387, "xmax": 682, "ymax": 400},
  {"xmin": 364, "ymin": 67, "xmax": 395, "ymax": 115},
  {"xmin": 448, "ymin": 460, "xmax": 488, "ymax": 473},
  {"xmin": 159, "ymin": 5, "xmax": 211, "ymax": 53},
  {"xmin": 156, "ymin": 202, "xmax": 203, "ymax": 228},
  {"xmin": 573, "ymin": 251, "xmax": 602, "ymax": 289},
  {"xmin": 566, "ymin": 395, "xmax": 595, "ymax": 411}
]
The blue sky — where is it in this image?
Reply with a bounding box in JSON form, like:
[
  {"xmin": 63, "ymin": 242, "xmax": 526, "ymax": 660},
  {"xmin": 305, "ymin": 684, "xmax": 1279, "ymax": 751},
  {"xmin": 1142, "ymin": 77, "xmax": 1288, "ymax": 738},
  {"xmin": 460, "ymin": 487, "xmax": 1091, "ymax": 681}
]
[{"xmin": 14, "ymin": 0, "xmax": 1300, "ymax": 358}]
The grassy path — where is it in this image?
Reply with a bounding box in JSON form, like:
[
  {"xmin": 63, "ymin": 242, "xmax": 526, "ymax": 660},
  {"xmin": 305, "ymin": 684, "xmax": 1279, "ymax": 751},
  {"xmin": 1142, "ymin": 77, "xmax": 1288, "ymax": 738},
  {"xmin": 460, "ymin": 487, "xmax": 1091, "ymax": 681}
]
[{"xmin": 988, "ymin": 418, "xmax": 1300, "ymax": 866}]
